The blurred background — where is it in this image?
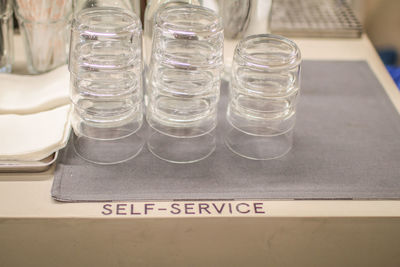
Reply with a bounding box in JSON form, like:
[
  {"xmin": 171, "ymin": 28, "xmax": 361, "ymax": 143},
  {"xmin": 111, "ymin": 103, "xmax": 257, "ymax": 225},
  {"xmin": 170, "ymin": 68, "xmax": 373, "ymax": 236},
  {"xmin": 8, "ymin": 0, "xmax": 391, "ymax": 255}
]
[
  {"xmin": 351, "ymin": 0, "xmax": 400, "ymax": 65},
  {"xmin": 352, "ymin": 0, "xmax": 400, "ymax": 87},
  {"xmin": 4, "ymin": 0, "xmax": 400, "ymax": 86}
]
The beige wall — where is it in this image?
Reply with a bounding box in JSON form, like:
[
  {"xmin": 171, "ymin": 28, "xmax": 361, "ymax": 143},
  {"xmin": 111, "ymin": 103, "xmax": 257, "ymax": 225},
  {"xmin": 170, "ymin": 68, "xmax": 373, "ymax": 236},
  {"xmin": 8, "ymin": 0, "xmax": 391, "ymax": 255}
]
[{"xmin": 360, "ymin": 0, "xmax": 400, "ymax": 63}]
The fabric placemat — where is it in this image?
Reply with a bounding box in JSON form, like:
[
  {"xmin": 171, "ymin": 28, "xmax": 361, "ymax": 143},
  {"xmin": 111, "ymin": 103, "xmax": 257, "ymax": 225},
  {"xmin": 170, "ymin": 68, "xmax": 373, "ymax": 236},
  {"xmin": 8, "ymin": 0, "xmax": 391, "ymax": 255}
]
[{"xmin": 52, "ymin": 61, "xmax": 400, "ymax": 202}]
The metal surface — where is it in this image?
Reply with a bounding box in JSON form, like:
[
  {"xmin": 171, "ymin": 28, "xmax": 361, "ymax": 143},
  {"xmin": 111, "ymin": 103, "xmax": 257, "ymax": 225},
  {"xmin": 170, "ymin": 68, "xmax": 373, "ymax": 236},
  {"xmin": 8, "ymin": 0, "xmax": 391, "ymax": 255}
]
[
  {"xmin": 0, "ymin": 152, "xmax": 58, "ymax": 173},
  {"xmin": 271, "ymin": 0, "xmax": 363, "ymax": 38}
]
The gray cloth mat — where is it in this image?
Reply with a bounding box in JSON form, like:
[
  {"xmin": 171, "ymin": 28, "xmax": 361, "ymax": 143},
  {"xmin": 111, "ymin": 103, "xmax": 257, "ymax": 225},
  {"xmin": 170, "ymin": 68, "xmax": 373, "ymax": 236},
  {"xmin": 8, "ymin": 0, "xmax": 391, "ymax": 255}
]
[{"xmin": 52, "ymin": 61, "xmax": 400, "ymax": 202}]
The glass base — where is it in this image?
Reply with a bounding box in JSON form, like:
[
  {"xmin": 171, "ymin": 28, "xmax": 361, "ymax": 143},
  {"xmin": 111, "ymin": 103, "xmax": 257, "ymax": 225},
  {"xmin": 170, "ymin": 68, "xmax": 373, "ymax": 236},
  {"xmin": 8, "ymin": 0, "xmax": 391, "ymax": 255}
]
[
  {"xmin": 73, "ymin": 128, "xmax": 144, "ymax": 165},
  {"xmin": 225, "ymin": 124, "xmax": 293, "ymax": 160},
  {"xmin": 147, "ymin": 127, "xmax": 216, "ymax": 164}
]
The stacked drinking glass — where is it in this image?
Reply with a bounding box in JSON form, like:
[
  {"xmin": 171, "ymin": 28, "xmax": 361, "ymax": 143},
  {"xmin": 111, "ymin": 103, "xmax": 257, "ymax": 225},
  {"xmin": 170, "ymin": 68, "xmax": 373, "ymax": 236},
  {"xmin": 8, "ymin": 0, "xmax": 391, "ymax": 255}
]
[
  {"xmin": 226, "ymin": 34, "xmax": 301, "ymax": 160},
  {"xmin": 69, "ymin": 7, "xmax": 144, "ymax": 164},
  {"xmin": 146, "ymin": 5, "xmax": 224, "ymax": 163}
]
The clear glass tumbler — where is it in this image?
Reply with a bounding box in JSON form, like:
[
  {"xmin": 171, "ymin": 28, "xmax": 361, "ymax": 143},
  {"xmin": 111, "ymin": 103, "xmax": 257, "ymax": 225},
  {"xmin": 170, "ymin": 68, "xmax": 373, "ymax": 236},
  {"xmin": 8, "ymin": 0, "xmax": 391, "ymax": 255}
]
[
  {"xmin": 225, "ymin": 34, "xmax": 301, "ymax": 160},
  {"xmin": 143, "ymin": 0, "xmax": 201, "ymax": 78},
  {"xmin": 73, "ymin": 0, "xmax": 141, "ymax": 18},
  {"xmin": 14, "ymin": 0, "xmax": 72, "ymax": 74},
  {"xmin": 69, "ymin": 7, "xmax": 144, "ymax": 164},
  {"xmin": 146, "ymin": 4, "xmax": 224, "ymax": 163},
  {"xmin": 218, "ymin": 0, "xmax": 273, "ymax": 78},
  {"xmin": 0, "ymin": 0, "xmax": 13, "ymax": 73},
  {"xmin": 143, "ymin": 0, "xmax": 273, "ymax": 80}
]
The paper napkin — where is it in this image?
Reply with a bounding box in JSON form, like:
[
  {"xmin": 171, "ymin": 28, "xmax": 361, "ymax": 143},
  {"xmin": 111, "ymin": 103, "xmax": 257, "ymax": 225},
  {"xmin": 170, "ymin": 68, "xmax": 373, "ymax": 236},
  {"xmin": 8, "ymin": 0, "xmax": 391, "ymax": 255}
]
[
  {"xmin": 0, "ymin": 65, "xmax": 69, "ymax": 114},
  {"xmin": 0, "ymin": 104, "xmax": 71, "ymax": 161}
]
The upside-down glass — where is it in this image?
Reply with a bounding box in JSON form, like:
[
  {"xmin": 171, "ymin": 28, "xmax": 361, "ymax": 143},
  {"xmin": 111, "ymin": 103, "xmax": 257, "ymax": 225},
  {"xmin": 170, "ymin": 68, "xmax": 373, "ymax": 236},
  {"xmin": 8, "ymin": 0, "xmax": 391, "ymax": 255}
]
[
  {"xmin": 0, "ymin": 0, "xmax": 13, "ymax": 73},
  {"xmin": 14, "ymin": 0, "xmax": 72, "ymax": 74},
  {"xmin": 73, "ymin": 0, "xmax": 141, "ymax": 18},
  {"xmin": 146, "ymin": 5, "xmax": 224, "ymax": 163},
  {"xmin": 69, "ymin": 7, "xmax": 144, "ymax": 164},
  {"xmin": 218, "ymin": 0, "xmax": 273, "ymax": 78},
  {"xmin": 143, "ymin": 0, "xmax": 273, "ymax": 80},
  {"xmin": 143, "ymin": 0, "xmax": 200, "ymax": 77},
  {"xmin": 226, "ymin": 34, "xmax": 301, "ymax": 160}
]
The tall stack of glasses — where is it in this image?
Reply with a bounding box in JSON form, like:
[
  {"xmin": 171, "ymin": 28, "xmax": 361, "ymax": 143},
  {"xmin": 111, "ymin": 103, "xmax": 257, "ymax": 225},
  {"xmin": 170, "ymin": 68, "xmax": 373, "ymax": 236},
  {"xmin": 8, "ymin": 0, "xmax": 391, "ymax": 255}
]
[
  {"xmin": 146, "ymin": 5, "xmax": 224, "ymax": 163},
  {"xmin": 68, "ymin": 7, "xmax": 144, "ymax": 164}
]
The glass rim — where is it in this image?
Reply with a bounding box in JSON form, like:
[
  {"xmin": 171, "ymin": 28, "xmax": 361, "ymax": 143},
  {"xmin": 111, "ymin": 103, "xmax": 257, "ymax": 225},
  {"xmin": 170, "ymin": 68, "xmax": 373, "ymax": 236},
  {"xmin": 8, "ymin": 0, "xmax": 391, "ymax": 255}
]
[
  {"xmin": 235, "ymin": 34, "xmax": 301, "ymax": 70},
  {"xmin": 155, "ymin": 4, "xmax": 223, "ymax": 34},
  {"xmin": 72, "ymin": 7, "xmax": 141, "ymax": 35}
]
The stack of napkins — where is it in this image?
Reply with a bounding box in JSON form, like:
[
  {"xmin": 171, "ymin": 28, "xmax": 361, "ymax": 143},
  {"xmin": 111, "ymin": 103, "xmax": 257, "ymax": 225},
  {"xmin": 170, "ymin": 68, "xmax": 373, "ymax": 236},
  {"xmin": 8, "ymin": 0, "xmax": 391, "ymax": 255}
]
[{"xmin": 0, "ymin": 66, "xmax": 71, "ymax": 164}]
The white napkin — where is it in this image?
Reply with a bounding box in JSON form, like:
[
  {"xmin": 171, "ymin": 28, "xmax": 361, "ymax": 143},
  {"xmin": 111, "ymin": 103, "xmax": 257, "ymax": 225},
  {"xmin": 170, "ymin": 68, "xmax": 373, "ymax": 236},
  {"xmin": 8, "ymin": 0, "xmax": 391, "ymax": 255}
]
[
  {"xmin": 0, "ymin": 105, "xmax": 71, "ymax": 161},
  {"xmin": 0, "ymin": 65, "xmax": 69, "ymax": 114},
  {"xmin": 0, "ymin": 65, "xmax": 71, "ymax": 162}
]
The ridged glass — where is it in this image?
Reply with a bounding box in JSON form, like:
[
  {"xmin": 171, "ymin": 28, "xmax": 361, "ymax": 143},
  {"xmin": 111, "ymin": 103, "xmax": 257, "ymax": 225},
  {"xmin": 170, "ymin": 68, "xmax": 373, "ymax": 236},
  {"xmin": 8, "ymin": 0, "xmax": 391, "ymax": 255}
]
[
  {"xmin": 146, "ymin": 5, "xmax": 224, "ymax": 163},
  {"xmin": 226, "ymin": 34, "xmax": 301, "ymax": 160},
  {"xmin": 69, "ymin": 7, "xmax": 144, "ymax": 164}
]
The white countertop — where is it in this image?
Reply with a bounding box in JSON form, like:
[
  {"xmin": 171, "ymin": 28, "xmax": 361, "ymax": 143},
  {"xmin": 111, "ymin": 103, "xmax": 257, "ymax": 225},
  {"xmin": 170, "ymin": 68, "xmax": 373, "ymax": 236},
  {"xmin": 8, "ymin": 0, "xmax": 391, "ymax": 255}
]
[
  {"xmin": 0, "ymin": 35, "xmax": 399, "ymax": 219},
  {"xmin": 1, "ymin": 34, "xmax": 400, "ymax": 267}
]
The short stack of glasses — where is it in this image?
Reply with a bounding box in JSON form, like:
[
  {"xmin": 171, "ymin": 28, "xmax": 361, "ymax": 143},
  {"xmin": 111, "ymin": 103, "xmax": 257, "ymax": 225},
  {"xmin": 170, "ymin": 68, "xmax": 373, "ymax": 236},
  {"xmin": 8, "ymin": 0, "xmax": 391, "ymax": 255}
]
[
  {"xmin": 68, "ymin": 4, "xmax": 301, "ymax": 165},
  {"xmin": 226, "ymin": 35, "xmax": 301, "ymax": 160}
]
